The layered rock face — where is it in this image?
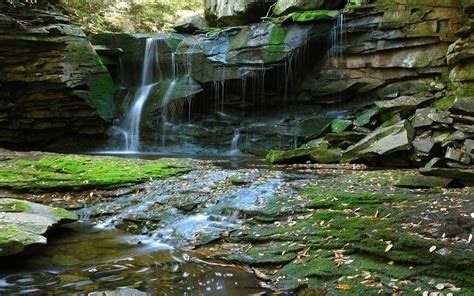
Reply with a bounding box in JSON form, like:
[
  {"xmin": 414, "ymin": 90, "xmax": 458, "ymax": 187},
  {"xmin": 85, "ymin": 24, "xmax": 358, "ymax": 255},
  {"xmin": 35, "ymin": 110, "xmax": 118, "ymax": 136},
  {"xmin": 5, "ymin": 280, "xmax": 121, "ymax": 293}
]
[
  {"xmin": 303, "ymin": 0, "xmax": 466, "ymax": 101},
  {"xmin": 204, "ymin": 0, "xmax": 277, "ymax": 26},
  {"xmin": 0, "ymin": 6, "xmax": 115, "ymax": 148},
  {"xmin": 448, "ymin": 0, "xmax": 474, "ymax": 96}
]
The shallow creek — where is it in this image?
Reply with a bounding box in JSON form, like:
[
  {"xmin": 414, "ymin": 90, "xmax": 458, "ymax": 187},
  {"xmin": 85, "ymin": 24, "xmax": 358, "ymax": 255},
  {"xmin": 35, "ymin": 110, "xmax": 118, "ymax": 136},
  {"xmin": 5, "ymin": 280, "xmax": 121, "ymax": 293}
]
[{"xmin": 0, "ymin": 156, "xmax": 322, "ymax": 295}]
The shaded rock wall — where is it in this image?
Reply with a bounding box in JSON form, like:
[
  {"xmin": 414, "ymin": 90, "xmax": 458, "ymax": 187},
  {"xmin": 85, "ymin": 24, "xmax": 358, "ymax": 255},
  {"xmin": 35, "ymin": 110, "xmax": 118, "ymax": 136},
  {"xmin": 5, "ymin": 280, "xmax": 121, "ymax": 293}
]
[
  {"xmin": 0, "ymin": 6, "xmax": 115, "ymax": 149},
  {"xmin": 448, "ymin": 0, "xmax": 474, "ymax": 96},
  {"xmin": 303, "ymin": 0, "xmax": 466, "ymax": 101}
]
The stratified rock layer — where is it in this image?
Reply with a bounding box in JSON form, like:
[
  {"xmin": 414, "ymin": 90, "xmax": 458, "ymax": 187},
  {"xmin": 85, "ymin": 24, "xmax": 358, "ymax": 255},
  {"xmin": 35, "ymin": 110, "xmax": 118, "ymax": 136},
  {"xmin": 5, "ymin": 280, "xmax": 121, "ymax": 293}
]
[
  {"xmin": 0, "ymin": 8, "xmax": 115, "ymax": 148},
  {"xmin": 303, "ymin": 0, "xmax": 466, "ymax": 101}
]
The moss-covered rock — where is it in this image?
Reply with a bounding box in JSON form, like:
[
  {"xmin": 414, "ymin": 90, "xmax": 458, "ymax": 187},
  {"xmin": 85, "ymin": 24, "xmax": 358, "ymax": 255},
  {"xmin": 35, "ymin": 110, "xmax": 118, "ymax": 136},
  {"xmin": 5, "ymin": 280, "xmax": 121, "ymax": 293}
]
[
  {"xmin": 0, "ymin": 198, "xmax": 78, "ymax": 257},
  {"xmin": 0, "ymin": 8, "xmax": 116, "ymax": 147},
  {"xmin": 267, "ymin": 147, "xmax": 342, "ymax": 164}
]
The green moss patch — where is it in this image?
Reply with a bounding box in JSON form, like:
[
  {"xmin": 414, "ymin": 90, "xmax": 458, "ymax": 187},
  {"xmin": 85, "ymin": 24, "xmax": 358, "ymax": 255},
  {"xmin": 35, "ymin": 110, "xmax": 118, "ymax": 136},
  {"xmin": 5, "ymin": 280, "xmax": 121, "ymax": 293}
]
[
  {"xmin": 0, "ymin": 200, "xmax": 32, "ymax": 213},
  {"xmin": 278, "ymin": 10, "xmax": 340, "ymax": 24},
  {"xmin": 0, "ymin": 155, "xmax": 190, "ymax": 192}
]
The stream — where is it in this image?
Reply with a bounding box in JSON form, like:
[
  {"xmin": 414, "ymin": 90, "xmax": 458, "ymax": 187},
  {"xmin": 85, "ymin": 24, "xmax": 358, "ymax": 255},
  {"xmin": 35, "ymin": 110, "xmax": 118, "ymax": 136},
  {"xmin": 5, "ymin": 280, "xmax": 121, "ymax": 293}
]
[{"xmin": 0, "ymin": 155, "xmax": 322, "ymax": 295}]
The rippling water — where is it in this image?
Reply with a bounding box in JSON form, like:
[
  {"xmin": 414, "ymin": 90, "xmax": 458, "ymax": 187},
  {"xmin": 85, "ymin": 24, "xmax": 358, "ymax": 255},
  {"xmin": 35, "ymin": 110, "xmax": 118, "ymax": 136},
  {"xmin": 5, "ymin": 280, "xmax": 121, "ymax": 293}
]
[{"xmin": 0, "ymin": 224, "xmax": 269, "ymax": 295}]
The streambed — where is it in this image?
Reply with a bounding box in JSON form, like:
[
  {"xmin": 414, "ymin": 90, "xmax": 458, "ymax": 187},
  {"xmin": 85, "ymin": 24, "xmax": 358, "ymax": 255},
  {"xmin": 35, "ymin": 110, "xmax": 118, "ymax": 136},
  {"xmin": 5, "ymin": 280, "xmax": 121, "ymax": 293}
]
[{"xmin": 0, "ymin": 155, "xmax": 472, "ymax": 295}]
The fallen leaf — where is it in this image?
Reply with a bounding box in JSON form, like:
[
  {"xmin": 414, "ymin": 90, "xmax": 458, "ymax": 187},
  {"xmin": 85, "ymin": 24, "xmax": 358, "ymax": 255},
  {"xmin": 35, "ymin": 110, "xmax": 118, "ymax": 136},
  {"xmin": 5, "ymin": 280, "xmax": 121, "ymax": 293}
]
[
  {"xmin": 385, "ymin": 244, "xmax": 394, "ymax": 252},
  {"xmin": 336, "ymin": 284, "xmax": 353, "ymax": 291}
]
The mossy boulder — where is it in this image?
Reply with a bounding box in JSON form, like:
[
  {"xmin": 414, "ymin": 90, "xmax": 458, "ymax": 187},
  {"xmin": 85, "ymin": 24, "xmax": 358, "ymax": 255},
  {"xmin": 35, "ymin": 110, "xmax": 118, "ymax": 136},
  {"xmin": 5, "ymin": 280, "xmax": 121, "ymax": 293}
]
[
  {"xmin": 204, "ymin": 0, "xmax": 277, "ymax": 26},
  {"xmin": 0, "ymin": 198, "xmax": 78, "ymax": 257},
  {"xmin": 267, "ymin": 147, "xmax": 342, "ymax": 164}
]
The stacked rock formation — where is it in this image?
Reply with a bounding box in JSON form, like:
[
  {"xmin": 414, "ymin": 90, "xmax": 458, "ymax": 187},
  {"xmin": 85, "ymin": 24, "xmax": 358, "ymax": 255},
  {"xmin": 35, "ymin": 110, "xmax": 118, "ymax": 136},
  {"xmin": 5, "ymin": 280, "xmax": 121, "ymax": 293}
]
[{"xmin": 0, "ymin": 3, "xmax": 115, "ymax": 148}]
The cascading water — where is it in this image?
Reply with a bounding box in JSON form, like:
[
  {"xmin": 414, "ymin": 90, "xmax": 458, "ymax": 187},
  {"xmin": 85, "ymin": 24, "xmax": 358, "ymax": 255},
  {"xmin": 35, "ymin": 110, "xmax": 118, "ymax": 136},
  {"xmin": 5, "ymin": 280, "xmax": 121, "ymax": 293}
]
[
  {"xmin": 160, "ymin": 53, "xmax": 177, "ymax": 148},
  {"xmin": 122, "ymin": 38, "xmax": 162, "ymax": 151},
  {"xmin": 229, "ymin": 129, "xmax": 241, "ymax": 155}
]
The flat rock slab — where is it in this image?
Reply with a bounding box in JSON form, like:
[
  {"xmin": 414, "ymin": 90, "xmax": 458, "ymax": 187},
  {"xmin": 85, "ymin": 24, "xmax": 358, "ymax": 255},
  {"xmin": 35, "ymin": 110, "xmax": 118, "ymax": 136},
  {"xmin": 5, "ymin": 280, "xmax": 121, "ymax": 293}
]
[
  {"xmin": 419, "ymin": 167, "xmax": 474, "ymax": 183},
  {"xmin": 395, "ymin": 175, "xmax": 453, "ymax": 188},
  {"xmin": 0, "ymin": 198, "xmax": 78, "ymax": 257}
]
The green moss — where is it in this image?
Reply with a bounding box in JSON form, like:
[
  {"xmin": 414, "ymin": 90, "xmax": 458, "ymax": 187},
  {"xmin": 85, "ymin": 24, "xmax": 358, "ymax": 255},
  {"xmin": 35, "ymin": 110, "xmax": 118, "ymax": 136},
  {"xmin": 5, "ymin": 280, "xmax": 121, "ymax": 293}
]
[
  {"xmin": 0, "ymin": 155, "xmax": 189, "ymax": 192},
  {"xmin": 354, "ymin": 106, "xmax": 380, "ymax": 127},
  {"xmin": 277, "ymin": 10, "xmax": 340, "ymax": 23},
  {"xmin": 331, "ymin": 119, "xmax": 352, "ymax": 133},
  {"xmin": 86, "ymin": 73, "xmax": 116, "ymax": 120},
  {"xmin": 0, "ymin": 200, "xmax": 32, "ymax": 213},
  {"xmin": 432, "ymin": 96, "xmax": 455, "ymax": 111},
  {"xmin": 51, "ymin": 207, "xmax": 78, "ymax": 220}
]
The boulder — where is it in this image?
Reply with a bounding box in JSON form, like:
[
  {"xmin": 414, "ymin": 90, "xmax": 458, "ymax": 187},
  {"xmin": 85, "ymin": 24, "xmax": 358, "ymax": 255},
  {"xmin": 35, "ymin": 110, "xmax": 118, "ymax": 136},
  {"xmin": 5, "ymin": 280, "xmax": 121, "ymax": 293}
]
[
  {"xmin": 0, "ymin": 199, "xmax": 78, "ymax": 257},
  {"xmin": 354, "ymin": 107, "xmax": 380, "ymax": 127},
  {"xmin": 412, "ymin": 137, "xmax": 438, "ymax": 156},
  {"xmin": 454, "ymin": 123, "xmax": 474, "ymax": 133},
  {"xmin": 173, "ymin": 15, "xmax": 209, "ymax": 34},
  {"xmin": 274, "ymin": 0, "xmax": 347, "ymax": 16},
  {"xmin": 413, "ymin": 107, "xmax": 435, "ymax": 128},
  {"xmin": 445, "ymin": 147, "xmax": 471, "ymax": 164},
  {"xmin": 323, "ymin": 132, "xmax": 366, "ymax": 148},
  {"xmin": 309, "ymin": 148, "xmax": 342, "ymax": 163},
  {"xmin": 375, "ymin": 95, "xmax": 434, "ymax": 112},
  {"xmin": 342, "ymin": 120, "xmax": 415, "ymax": 162},
  {"xmin": 450, "ymin": 97, "xmax": 474, "ymax": 116},
  {"xmin": 204, "ymin": 0, "xmax": 276, "ymax": 26},
  {"xmin": 395, "ymin": 175, "xmax": 453, "ymax": 188},
  {"xmin": 465, "ymin": 139, "xmax": 474, "ymax": 154}
]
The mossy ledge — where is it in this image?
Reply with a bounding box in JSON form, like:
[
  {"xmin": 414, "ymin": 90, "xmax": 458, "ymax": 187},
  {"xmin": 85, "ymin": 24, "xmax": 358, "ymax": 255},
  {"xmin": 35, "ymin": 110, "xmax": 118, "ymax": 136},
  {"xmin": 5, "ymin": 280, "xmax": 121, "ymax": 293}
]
[{"xmin": 0, "ymin": 154, "xmax": 190, "ymax": 193}]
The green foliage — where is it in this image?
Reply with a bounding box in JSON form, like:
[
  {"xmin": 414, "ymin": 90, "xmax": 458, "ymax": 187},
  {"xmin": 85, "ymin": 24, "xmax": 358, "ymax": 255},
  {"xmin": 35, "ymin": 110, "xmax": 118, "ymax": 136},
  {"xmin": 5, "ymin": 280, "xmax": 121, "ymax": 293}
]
[{"xmin": 59, "ymin": 0, "xmax": 203, "ymax": 33}]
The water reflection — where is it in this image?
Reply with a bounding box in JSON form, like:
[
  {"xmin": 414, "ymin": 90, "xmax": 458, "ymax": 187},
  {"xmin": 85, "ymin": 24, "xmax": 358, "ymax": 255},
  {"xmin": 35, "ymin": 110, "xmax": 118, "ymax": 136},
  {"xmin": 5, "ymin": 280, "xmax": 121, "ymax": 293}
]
[{"xmin": 0, "ymin": 224, "xmax": 268, "ymax": 295}]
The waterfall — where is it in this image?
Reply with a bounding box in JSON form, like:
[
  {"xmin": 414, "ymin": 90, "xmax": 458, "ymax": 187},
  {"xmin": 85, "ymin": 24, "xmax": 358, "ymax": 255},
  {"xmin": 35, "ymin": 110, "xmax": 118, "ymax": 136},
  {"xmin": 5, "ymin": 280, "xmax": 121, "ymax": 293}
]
[
  {"xmin": 330, "ymin": 13, "xmax": 346, "ymax": 63},
  {"xmin": 161, "ymin": 53, "xmax": 177, "ymax": 148},
  {"xmin": 122, "ymin": 38, "xmax": 161, "ymax": 151},
  {"xmin": 229, "ymin": 129, "xmax": 241, "ymax": 155}
]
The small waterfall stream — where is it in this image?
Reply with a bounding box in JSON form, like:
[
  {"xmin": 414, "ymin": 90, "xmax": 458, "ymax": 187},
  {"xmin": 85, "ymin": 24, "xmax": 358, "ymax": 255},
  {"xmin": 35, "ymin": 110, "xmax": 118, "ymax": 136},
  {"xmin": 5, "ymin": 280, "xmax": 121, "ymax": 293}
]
[
  {"xmin": 122, "ymin": 38, "xmax": 162, "ymax": 151},
  {"xmin": 106, "ymin": 16, "xmax": 344, "ymax": 154}
]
